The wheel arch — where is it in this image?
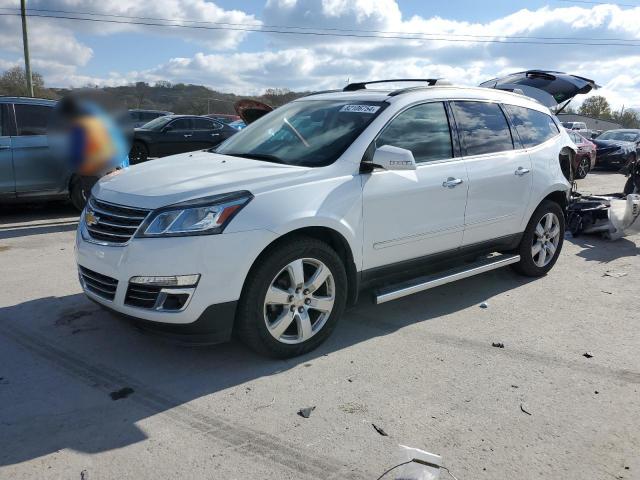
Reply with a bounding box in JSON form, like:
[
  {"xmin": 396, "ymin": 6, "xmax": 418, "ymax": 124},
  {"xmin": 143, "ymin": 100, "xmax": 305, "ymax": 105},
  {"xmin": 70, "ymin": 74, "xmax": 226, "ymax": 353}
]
[{"xmin": 243, "ymin": 226, "xmax": 360, "ymax": 306}]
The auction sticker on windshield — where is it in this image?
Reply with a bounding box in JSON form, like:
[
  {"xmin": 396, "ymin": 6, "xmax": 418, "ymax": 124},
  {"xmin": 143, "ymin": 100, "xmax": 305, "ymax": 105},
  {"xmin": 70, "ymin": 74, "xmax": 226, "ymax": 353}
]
[{"xmin": 339, "ymin": 104, "xmax": 381, "ymax": 113}]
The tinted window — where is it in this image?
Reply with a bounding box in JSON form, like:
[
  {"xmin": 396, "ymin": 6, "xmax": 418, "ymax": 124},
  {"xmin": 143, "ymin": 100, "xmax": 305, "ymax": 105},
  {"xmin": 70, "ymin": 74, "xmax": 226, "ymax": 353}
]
[
  {"xmin": 505, "ymin": 105, "xmax": 559, "ymax": 149},
  {"xmin": 453, "ymin": 101, "xmax": 513, "ymax": 156},
  {"xmin": 376, "ymin": 102, "xmax": 452, "ymax": 163},
  {"xmin": 193, "ymin": 118, "xmax": 222, "ymax": 131},
  {"xmin": 168, "ymin": 118, "xmax": 192, "ymax": 130},
  {"xmin": 14, "ymin": 104, "xmax": 52, "ymax": 136}
]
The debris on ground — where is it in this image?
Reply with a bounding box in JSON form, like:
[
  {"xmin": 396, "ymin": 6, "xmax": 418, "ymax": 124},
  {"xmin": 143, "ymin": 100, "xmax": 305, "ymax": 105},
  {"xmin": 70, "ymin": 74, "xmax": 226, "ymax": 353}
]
[
  {"xmin": 520, "ymin": 404, "xmax": 532, "ymax": 416},
  {"xmin": 583, "ymin": 352, "xmax": 594, "ymax": 359},
  {"xmin": 595, "ymin": 391, "xmax": 599, "ymax": 394},
  {"xmin": 109, "ymin": 387, "xmax": 134, "ymax": 400},
  {"xmin": 372, "ymin": 423, "xmax": 388, "ymax": 436},
  {"xmin": 601, "ymin": 290, "xmax": 613, "ymax": 295},
  {"xmin": 338, "ymin": 402, "xmax": 367, "ymax": 414},
  {"xmin": 480, "ymin": 302, "xmax": 489, "ymax": 309},
  {"xmin": 297, "ymin": 406, "xmax": 316, "ymax": 418},
  {"xmin": 492, "ymin": 342, "xmax": 505, "ymax": 348},
  {"xmin": 603, "ymin": 270, "xmax": 628, "ymax": 278},
  {"xmin": 511, "ymin": 385, "xmax": 519, "ymax": 389},
  {"xmin": 255, "ymin": 397, "xmax": 275, "ymax": 410}
]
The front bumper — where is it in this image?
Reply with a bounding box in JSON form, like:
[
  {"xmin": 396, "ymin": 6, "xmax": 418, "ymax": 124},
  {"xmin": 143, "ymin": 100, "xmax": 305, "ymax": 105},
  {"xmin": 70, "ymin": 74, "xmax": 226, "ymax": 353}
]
[
  {"xmin": 596, "ymin": 150, "xmax": 635, "ymax": 168},
  {"xmin": 75, "ymin": 222, "xmax": 277, "ymax": 341}
]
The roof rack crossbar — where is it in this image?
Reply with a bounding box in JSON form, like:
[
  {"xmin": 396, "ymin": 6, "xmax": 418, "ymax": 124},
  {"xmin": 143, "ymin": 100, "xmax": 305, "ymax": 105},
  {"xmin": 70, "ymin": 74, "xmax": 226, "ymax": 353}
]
[{"xmin": 343, "ymin": 79, "xmax": 443, "ymax": 92}]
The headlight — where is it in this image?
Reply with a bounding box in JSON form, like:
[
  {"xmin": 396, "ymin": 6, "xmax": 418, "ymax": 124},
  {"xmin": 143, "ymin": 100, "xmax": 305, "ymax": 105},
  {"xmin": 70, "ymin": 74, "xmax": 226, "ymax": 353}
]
[{"xmin": 137, "ymin": 191, "xmax": 253, "ymax": 238}]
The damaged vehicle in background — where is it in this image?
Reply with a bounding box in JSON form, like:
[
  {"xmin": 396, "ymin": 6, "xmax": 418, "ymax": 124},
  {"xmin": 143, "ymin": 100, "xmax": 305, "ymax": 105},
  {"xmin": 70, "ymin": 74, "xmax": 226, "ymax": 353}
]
[
  {"xmin": 567, "ymin": 130, "xmax": 596, "ymax": 179},
  {"xmin": 76, "ymin": 71, "xmax": 595, "ymax": 358},
  {"xmin": 591, "ymin": 129, "xmax": 640, "ymax": 170},
  {"xmin": 129, "ymin": 115, "xmax": 237, "ymax": 164}
]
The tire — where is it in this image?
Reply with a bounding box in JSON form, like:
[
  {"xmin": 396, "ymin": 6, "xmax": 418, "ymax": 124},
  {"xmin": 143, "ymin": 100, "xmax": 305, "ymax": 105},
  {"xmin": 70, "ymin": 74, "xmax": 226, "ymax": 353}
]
[
  {"xmin": 69, "ymin": 177, "xmax": 90, "ymax": 211},
  {"xmin": 575, "ymin": 157, "xmax": 590, "ymax": 179},
  {"xmin": 235, "ymin": 236, "xmax": 348, "ymax": 358},
  {"xmin": 512, "ymin": 200, "xmax": 565, "ymax": 277},
  {"xmin": 129, "ymin": 141, "xmax": 148, "ymax": 164}
]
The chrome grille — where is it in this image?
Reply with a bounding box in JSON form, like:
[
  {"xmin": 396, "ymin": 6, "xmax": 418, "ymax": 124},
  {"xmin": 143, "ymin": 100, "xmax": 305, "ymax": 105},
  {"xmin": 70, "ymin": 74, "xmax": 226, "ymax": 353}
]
[
  {"xmin": 79, "ymin": 266, "xmax": 118, "ymax": 301},
  {"xmin": 85, "ymin": 197, "xmax": 150, "ymax": 245}
]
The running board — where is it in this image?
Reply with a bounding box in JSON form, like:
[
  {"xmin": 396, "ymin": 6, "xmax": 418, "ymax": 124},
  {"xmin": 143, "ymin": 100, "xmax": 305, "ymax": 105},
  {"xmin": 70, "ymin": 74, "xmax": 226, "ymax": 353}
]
[{"xmin": 375, "ymin": 254, "xmax": 521, "ymax": 305}]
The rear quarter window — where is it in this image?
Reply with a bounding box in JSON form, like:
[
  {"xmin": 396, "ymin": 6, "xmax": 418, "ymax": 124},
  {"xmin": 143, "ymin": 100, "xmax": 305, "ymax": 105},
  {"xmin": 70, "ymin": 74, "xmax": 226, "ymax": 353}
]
[{"xmin": 504, "ymin": 105, "xmax": 559, "ymax": 149}]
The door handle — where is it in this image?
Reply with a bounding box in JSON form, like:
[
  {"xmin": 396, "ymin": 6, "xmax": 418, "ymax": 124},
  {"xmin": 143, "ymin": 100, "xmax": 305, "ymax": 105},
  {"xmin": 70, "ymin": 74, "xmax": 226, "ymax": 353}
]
[
  {"xmin": 515, "ymin": 167, "xmax": 531, "ymax": 176},
  {"xmin": 183, "ymin": 134, "xmax": 193, "ymax": 138},
  {"xmin": 442, "ymin": 177, "xmax": 463, "ymax": 188},
  {"xmin": 210, "ymin": 133, "xmax": 220, "ymax": 137}
]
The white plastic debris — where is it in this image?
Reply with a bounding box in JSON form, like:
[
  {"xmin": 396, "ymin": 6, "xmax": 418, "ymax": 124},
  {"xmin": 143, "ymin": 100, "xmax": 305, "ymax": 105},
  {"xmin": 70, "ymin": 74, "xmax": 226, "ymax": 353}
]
[{"xmin": 393, "ymin": 445, "xmax": 442, "ymax": 480}]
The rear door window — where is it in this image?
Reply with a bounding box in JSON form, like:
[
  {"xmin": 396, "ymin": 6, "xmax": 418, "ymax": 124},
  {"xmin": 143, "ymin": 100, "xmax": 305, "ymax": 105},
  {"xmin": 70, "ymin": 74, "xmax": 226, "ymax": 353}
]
[
  {"xmin": 168, "ymin": 118, "xmax": 192, "ymax": 131},
  {"xmin": 193, "ymin": 118, "xmax": 222, "ymax": 131},
  {"xmin": 452, "ymin": 101, "xmax": 514, "ymax": 156},
  {"xmin": 14, "ymin": 104, "xmax": 52, "ymax": 136},
  {"xmin": 505, "ymin": 105, "xmax": 559, "ymax": 148},
  {"xmin": 376, "ymin": 102, "xmax": 453, "ymax": 164}
]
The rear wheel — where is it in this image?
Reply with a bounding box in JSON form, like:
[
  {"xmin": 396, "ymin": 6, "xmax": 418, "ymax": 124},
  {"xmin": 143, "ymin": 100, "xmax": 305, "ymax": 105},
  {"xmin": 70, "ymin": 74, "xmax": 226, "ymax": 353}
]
[
  {"xmin": 235, "ymin": 237, "xmax": 347, "ymax": 358},
  {"xmin": 512, "ymin": 200, "xmax": 565, "ymax": 277},
  {"xmin": 129, "ymin": 141, "xmax": 148, "ymax": 164},
  {"xmin": 575, "ymin": 157, "xmax": 590, "ymax": 179}
]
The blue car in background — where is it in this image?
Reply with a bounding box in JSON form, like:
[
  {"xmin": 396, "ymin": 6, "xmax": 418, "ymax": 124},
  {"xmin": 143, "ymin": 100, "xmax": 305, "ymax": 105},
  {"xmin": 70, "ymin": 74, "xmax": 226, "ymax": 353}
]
[{"xmin": 1, "ymin": 96, "xmax": 90, "ymax": 210}]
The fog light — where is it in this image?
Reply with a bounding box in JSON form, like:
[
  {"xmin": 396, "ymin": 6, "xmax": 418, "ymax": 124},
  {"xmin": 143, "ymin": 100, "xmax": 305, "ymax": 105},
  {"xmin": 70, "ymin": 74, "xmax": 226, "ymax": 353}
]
[{"xmin": 129, "ymin": 274, "xmax": 200, "ymax": 287}]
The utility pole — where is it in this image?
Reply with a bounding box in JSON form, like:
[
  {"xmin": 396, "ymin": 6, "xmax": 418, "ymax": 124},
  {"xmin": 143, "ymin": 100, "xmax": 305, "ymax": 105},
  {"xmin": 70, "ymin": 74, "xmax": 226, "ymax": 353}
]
[{"xmin": 20, "ymin": 0, "xmax": 34, "ymax": 97}]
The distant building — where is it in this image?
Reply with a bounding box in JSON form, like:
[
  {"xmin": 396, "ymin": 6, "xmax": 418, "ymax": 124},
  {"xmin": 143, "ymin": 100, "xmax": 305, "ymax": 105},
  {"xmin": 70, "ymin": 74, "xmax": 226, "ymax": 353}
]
[{"xmin": 557, "ymin": 113, "xmax": 621, "ymax": 132}]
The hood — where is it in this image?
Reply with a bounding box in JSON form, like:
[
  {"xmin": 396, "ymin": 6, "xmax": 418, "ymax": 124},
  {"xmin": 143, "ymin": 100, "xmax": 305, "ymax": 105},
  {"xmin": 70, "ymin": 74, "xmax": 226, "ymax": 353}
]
[
  {"xmin": 592, "ymin": 138, "xmax": 636, "ymax": 151},
  {"xmin": 93, "ymin": 150, "xmax": 311, "ymax": 209},
  {"xmin": 234, "ymin": 99, "xmax": 273, "ymax": 125},
  {"xmin": 479, "ymin": 70, "xmax": 598, "ymax": 108}
]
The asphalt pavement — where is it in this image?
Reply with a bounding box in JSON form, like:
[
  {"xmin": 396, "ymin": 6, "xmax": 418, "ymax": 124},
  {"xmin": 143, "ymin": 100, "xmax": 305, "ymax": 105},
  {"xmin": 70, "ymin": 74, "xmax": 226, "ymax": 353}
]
[{"xmin": 0, "ymin": 170, "xmax": 638, "ymax": 480}]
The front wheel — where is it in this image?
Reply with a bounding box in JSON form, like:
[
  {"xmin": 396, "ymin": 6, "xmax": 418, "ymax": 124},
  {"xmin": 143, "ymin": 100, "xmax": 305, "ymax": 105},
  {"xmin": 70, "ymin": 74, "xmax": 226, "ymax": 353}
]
[
  {"xmin": 512, "ymin": 200, "xmax": 565, "ymax": 277},
  {"xmin": 235, "ymin": 237, "xmax": 347, "ymax": 358}
]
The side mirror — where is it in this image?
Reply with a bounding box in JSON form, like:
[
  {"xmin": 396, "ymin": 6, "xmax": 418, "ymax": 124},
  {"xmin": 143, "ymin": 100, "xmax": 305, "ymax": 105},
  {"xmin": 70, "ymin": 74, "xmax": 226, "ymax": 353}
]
[
  {"xmin": 370, "ymin": 145, "xmax": 417, "ymax": 171},
  {"xmin": 591, "ymin": 133, "xmax": 598, "ymax": 139},
  {"xmin": 162, "ymin": 126, "xmax": 173, "ymax": 133}
]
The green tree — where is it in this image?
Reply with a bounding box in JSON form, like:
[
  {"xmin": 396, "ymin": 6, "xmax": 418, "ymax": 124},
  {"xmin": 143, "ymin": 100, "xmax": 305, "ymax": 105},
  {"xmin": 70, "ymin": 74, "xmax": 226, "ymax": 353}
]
[
  {"xmin": 578, "ymin": 95, "xmax": 612, "ymax": 119},
  {"xmin": 0, "ymin": 66, "xmax": 56, "ymax": 98},
  {"xmin": 608, "ymin": 108, "xmax": 640, "ymax": 129}
]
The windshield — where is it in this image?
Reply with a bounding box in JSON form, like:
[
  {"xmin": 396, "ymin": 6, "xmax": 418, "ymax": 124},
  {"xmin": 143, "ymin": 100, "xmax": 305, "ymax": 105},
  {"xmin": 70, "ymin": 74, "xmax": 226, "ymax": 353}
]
[
  {"xmin": 215, "ymin": 100, "xmax": 386, "ymax": 167},
  {"xmin": 140, "ymin": 116, "xmax": 172, "ymax": 130},
  {"xmin": 598, "ymin": 130, "xmax": 640, "ymax": 142}
]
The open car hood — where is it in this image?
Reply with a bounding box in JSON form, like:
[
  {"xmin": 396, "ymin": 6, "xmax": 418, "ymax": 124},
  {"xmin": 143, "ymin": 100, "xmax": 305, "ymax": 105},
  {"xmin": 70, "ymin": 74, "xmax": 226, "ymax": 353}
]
[
  {"xmin": 234, "ymin": 99, "xmax": 273, "ymax": 125},
  {"xmin": 479, "ymin": 70, "xmax": 599, "ymax": 108}
]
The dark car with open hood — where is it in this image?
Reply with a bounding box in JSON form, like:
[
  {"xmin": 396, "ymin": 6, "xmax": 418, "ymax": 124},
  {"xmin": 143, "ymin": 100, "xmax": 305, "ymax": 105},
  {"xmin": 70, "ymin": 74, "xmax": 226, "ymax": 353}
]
[{"xmin": 591, "ymin": 129, "xmax": 639, "ymax": 170}]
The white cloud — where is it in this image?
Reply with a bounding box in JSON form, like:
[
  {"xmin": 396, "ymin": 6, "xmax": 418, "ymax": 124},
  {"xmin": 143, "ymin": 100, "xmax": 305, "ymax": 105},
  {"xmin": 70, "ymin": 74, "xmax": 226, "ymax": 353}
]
[{"xmin": 25, "ymin": 0, "xmax": 260, "ymax": 49}]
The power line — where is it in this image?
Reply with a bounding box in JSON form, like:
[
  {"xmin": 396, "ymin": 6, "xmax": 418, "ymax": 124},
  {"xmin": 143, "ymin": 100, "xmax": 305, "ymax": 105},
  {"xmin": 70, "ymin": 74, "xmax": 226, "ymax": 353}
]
[
  {"xmin": 0, "ymin": 11, "xmax": 639, "ymax": 47},
  {"xmin": 1, "ymin": 6, "xmax": 640, "ymax": 44},
  {"xmin": 557, "ymin": 0, "xmax": 640, "ymax": 7}
]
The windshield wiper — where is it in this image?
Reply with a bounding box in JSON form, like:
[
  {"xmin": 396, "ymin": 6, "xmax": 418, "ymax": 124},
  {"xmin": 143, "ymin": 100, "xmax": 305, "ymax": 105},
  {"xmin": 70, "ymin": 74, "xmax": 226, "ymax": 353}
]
[{"xmin": 224, "ymin": 152, "xmax": 287, "ymax": 164}]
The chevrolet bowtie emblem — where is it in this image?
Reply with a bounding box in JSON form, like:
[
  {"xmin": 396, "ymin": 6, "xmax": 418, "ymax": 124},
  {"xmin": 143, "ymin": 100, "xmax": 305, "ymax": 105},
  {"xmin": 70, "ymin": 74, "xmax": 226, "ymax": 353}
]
[{"xmin": 85, "ymin": 210, "xmax": 100, "ymax": 226}]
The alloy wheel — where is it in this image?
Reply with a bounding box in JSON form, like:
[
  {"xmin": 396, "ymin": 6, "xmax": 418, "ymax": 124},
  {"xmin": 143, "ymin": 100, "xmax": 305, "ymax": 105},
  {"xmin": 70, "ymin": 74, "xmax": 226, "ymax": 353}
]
[
  {"xmin": 532, "ymin": 212, "xmax": 561, "ymax": 267},
  {"xmin": 264, "ymin": 258, "xmax": 335, "ymax": 344},
  {"xmin": 577, "ymin": 158, "xmax": 589, "ymax": 178}
]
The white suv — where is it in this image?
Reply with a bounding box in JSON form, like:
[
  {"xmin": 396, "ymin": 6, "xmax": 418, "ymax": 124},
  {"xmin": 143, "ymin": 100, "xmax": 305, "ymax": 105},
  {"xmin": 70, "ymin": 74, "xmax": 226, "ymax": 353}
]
[{"xmin": 76, "ymin": 75, "xmax": 588, "ymax": 357}]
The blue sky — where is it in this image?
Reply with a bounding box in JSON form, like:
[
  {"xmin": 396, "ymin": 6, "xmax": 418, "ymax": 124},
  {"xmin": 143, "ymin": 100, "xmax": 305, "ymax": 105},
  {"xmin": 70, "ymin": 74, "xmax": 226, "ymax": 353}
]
[{"xmin": 1, "ymin": 0, "xmax": 639, "ymax": 107}]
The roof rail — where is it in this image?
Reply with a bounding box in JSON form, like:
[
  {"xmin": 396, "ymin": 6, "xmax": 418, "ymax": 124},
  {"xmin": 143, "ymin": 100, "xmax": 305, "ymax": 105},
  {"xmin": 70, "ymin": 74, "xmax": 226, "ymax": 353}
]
[
  {"xmin": 302, "ymin": 89, "xmax": 342, "ymax": 97},
  {"xmin": 342, "ymin": 79, "xmax": 448, "ymax": 92}
]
